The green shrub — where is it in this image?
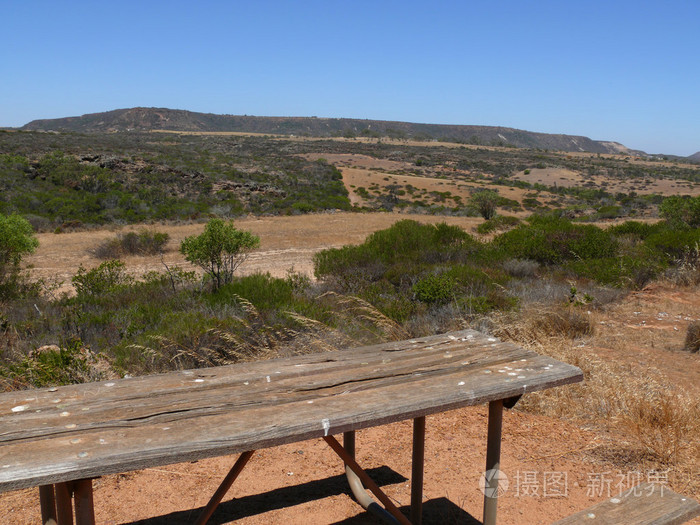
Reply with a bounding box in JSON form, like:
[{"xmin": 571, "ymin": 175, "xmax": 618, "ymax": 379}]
[
  {"xmin": 0, "ymin": 213, "xmax": 39, "ymax": 298},
  {"xmin": 72, "ymin": 260, "xmax": 132, "ymax": 298},
  {"xmin": 494, "ymin": 216, "xmax": 618, "ymax": 264},
  {"xmin": 645, "ymin": 229, "xmax": 700, "ymax": 260},
  {"xmin": 607, "ymin": 221, "xmax": 667, "ymax": 240},
  {"xmin": 211, "ymin": 273, "xmax": 294, "ymax": 311},
  {"xmin": 660, "ymin": 195, "xmax": 700, "ymax": 229},
  {"xmin": 413, "ymin": 274, "xmax": 456, "ymax": 304},
  {"xmin": 565, "ymin": 256, "xmax": 661, "ymax": 288}
]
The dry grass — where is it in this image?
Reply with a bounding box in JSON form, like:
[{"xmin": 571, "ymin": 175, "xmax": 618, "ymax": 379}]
[
  {"xmin": 490, "ymin": 304, "xmax": 700, "ymax": 496},
  {"xmin": 684, "ymin": 322, "xmax": 700, "ymax": 353},
  {"xmin": 127, "ymin": 292, "xmax": 407, "ymax": 371}
]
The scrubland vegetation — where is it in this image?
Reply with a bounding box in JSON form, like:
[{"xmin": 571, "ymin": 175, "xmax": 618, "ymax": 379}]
[{"xmin": 1, "ymin": 129, "xmax": 699, "ymax": 498}]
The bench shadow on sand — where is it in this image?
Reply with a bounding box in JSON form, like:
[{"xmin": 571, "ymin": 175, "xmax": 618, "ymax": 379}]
[{"xmin": 123, "ymin": 465, "xmax": 480, "ymax": 524}]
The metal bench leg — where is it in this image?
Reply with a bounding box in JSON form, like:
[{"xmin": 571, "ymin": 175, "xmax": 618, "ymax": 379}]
[
  {"xmin": 343, "ymin": 431, "xmax": 398, "ymax": 524},
  {"xmin": 73, "ymin": 479, "xmax": 95, "ymax": 525},
  {"xmin": 194, "ymin": 450, "xmax": 256, "ymax": 525},
  {"xmin": 411, "ymin": 416, "xmax": 425, "ymax": 525},
  {"xmin": 483, "ymin": 400, "xmax": 504, "ymax": 525},
  {"xmin": 54, "ymin": 482, "xmax": 74, "ymax": 525},
  {"xmin": 325, "ymin": 435, "xmax": 412, "ymax": 525},
  {"xmin": 39, "ymin": 485, "xmax": 57, "ymax": 525}
]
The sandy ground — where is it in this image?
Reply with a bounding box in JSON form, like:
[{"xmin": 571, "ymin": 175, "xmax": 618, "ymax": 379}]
[
  {"xmin": 512, "ymin": 167, "xmax": 700, "ymax": 196},
  {"xmin": 9, "ymin": 213, "xmax": 700, "ymax": 524},
  {"xmin": 26, "ymin": 213, "xmax": 485, "ymax": 296}
]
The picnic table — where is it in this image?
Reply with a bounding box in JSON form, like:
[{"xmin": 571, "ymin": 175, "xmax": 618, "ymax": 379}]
[{"xmin": 0, "ymin": 329, "xmax": 583, "ymax": 524}]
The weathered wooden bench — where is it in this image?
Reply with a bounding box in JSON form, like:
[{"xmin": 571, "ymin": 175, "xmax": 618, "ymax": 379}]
[
  {"xmin": 552, "ymin": 482, "xmax": 700, "ymax": 525},
  {"xmin": 0, "ymin": 329, "xmax": 583, "ymax": 525}
]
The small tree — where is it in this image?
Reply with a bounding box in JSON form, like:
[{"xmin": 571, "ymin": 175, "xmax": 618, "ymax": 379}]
[
  {"xmin": 470, "ymin": 190, "xmax": 500, "ymax": 220},
  {"xmin": 180, "ymin": 219, "xmax": 260, "ymax": 290},
  {"xmin": 0, "ymin": 214, "xmax": 39, "ymax": 298}
]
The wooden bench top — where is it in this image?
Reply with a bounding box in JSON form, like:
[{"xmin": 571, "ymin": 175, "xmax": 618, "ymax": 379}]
[
  {"xmin": 552, "ymin": 482, "xmax": 700, "ymax": 525},
  {"xmin": 0, "ymin": 329, "xmax": 582, "ymax": 494}
]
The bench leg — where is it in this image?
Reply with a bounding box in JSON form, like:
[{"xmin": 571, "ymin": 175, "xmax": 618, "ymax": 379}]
[
  {"xmin": 54, "ymin": 482, "xmax": 74, "ymax": 525},
  {"xmin": 49, "ymin": 480, "xmax": 96, "ymax": 525},
  {"xmin": 483, "ymin": 400, "xmax": 504, "ymax": 525},
  {"xmin": 194, "ymin": 450, "xmax": 255, "ymax": 525},
  {"xmin": 343, "ymin": 431, "xmax": 398, "ymax": 524},
  {"xmin": 39, "ymin": 485, "xmax": 58, "ymax": 525},
  {"xmin": 411, "ymin": 416, "xmax": 425, "ymax": 525},
  {"xmin": 325, "ymin": 435, "xmax": 412, "ymax": 525},
  {"xmin": 73, "ymin": 479, "xmax": 95, "ymax": 525}
]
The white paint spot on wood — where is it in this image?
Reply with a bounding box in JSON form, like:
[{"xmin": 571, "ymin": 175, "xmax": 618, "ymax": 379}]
[
  {"xmin": 266, "ymin": 376, "xmax": 271, "ymax": 383},
  {"xmin": 162, "ymin": 427, "xmax": 170, "ymax": 431},
  {"xmin": 11, "ymin": 405, "xmax": 27, "ymax": 413},
  {"xmin": 48, "ymin": 387, "xmax": 57, "ymax": 392},
  {"xmin": 182, "ymin": 371, "xmax": 194, "ymax": 375},
  {"xmin": 508, "ymin": 372, "xmax": 517, "ymax": 376},
  {"xmin": 52, "ymin": 399, "xmax": 61, "ymax": 403},
  {"xmin": 65, "ymin": 424, "xmax": 77, "ymax": 429},
  {"xmin": 60, "ymin": 412, "xmax": 70, "ymax": 417},
  {"xmin": 77, "ymin": 452, "xmax": 88, "ymax": 458},
  {"xmin": 321, "ymin": 418, "xmax": 330, "ymax": 436},
  {"xmin": 487, "ymin": 337, "xmax": 497, "ymax": 342},
  {"xmin": 105, "ymin": 383, "xmax": 115, "ymax": 387},
  {"xmin": 70, "ymin": 438, "xmax": 81, "ymax": 444},
  {"xmin": 99, "ymin": 439, "xmax": 107, "ymax": 445},
  {"xmin": 194, "ymin": 379, "xmax": 204, "ymax": 383},
  {"xmin": 517, "ymin": 375, "xmax": 526, "ymax": 379},
  {"xmin": 610, "ymin": 497, "xmax": 621, "ymax": 504},
  {"xmin": 483, "ymin": 370, "xmax": 492, "ymax": 374},
  {"xmin": 307, "ymin": 400, "xmax": 314, "ymax": 404},
  {"xmin": 243, "ymin": 381, "xmax": 249, "ymax": 385},
  {"xmin": 458, "ymin": 381, "xmax": 465, "ymax": 386}
]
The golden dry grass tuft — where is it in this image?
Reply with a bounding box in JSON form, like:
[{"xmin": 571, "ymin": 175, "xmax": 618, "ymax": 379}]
[{"xmin": 683, "ymin": 322, "xmax": 700, "ymax": 353}]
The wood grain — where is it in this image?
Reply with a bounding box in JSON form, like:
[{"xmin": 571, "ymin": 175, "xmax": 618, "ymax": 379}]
[
  {"xmin": 552, "ymin": 482, "xmax": 700, "ymax": 525},
  {"xmin": 0, "ymin": 329, "xmax": 582, "ymax": 493}
]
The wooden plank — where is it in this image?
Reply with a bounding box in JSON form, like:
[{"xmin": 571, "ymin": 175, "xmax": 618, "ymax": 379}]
[
  {"xmin": 0, "ymin": 330, "xmax": 582, "ymax": 493},
  {"xmin": 552, "ymin": 483, "xmax": 700, "ymax": 525}
]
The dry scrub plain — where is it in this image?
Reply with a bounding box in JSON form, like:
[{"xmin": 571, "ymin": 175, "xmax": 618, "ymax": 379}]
[{"xmin": 8, "ymin": 212, "xmax": 700, "ymax": 524}]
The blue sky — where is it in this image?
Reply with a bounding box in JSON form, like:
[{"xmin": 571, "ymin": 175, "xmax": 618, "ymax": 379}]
[{"xmin": 2, "ymin": 1, "xmax": 698, "ymax": 155}]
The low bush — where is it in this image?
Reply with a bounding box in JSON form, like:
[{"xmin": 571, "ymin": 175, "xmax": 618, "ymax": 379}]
[
  {"xmin": 412, "ymin": 273, "xmax": 456, "ymax": 304},
  {"xmin": 494, "ymin": 215, "xmax": 618, "ymax": 264},
  {"xmin": 476, "ymin": 215, "xmax": 521, "ymax": 234},
  {"xmin": 94, "ymin": 230, "xmax": 169, "ymax": 259},
  {"xmin": 645, "ymin": 229, "xmax": 700, "ymax": 260},
  {"xmin": 72, "ymin": 260, "xmax": 132, "ymax": 298},
  {"xmin": 501, "ymin": 258, "xmax": 540, "ymax": 278}
]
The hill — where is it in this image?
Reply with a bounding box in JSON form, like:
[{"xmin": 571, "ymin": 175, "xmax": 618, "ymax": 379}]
[
  {"xmin": 22, "ymin": 107, "xmax": 631, "ymax": 154},
  {"xmin": 688, "ymin": 151, "xmax": 700, "ymax": 163}
]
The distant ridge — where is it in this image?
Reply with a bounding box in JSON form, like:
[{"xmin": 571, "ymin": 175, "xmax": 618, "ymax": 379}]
[
  {"xmin": 22, "ymin": 107, "xmax": 634, "ymax": 155},
  {"xmin": 687, "ymin": 151, "xmax": 700, "ymax": 163}
]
